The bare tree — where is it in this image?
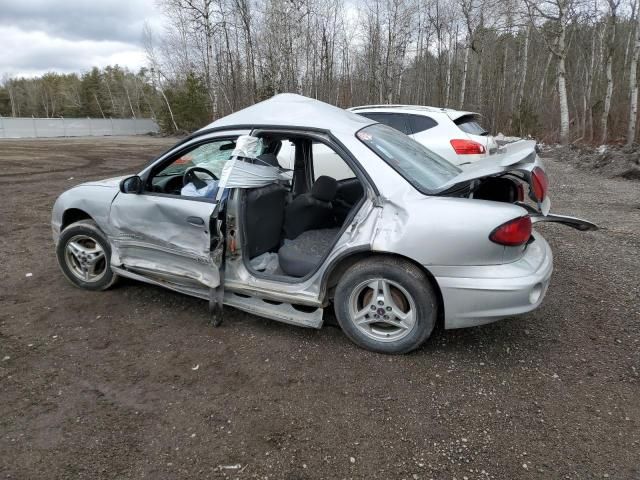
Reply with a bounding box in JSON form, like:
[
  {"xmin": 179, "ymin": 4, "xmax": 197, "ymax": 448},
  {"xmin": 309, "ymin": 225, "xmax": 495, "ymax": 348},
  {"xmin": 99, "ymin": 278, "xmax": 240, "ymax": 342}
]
[
  {"xmin": 601, "ymin": 0, "xmax": 621, "ymax": 143},
  {"xmin": 160, "ymin": 0, "xmax": 222, "ymax": 117},
  {"xmin": 628, "ymin": 0, "xmax": 640, "ymax": 145},
  {"xmin": 458, "ymin": 0, "xmax": 480, "ymax": 108},
  {"xmin": 525, "ymin": 0, "xmax": 582, "ymax": 144},
  {"xmin": 144, "ymin": 24, "xmax": 180, "ymax": 131},
  {"xmin": 2, "ymin": 0, "xmax": 639, "ymax": 144},
  {"xmin": 2, "ymin": 75, "xmax": 18, "ymax": 117},
  {"xmin": 516, "ymin": 26, "xmax": 531, "ymax": 112}
]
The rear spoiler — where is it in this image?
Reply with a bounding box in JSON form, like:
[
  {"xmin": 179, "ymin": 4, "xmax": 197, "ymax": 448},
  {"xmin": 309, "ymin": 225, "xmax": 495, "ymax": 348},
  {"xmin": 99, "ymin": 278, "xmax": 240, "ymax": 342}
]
[{"xmin": 444, "ymin": 110, "xmax": 480, "ymax": 121}]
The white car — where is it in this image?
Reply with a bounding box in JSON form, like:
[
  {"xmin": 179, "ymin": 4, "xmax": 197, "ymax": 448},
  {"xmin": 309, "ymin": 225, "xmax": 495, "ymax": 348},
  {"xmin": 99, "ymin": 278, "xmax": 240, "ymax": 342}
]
[{"xmin": 348, "ymin": 105, "xmax": 499, "ymax": 166}]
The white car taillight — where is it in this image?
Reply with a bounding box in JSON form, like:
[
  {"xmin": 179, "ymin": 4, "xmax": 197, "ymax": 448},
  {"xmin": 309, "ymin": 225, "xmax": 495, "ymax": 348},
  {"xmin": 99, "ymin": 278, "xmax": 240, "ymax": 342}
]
[{"xmin": 450, "ymin": 139, "xmax": 486, "ymax": 155}]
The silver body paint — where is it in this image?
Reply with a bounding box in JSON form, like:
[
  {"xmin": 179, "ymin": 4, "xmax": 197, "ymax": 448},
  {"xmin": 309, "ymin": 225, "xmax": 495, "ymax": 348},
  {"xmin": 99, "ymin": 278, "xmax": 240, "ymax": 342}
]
[{"xmin": 52, "ymin": 94, "xmax": 594, "ymax": 330}]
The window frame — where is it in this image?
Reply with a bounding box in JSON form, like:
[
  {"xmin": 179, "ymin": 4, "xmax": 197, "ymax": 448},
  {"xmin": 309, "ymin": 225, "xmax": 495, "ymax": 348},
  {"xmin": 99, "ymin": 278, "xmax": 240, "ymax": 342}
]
[
  {"xmin": 237, "ymin": 127, "xmax": 374, "ymax": 284},
  {"xmin": 250, "ymin": 127, "xmax": 376, "ymax": 197}
]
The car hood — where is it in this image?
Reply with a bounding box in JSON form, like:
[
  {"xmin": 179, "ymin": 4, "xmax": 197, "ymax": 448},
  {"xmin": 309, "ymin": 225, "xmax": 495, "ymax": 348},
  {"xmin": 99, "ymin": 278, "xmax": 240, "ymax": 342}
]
[{"xmin": 79, "ymin": 175, "xmax": 129, "ymax": 189}]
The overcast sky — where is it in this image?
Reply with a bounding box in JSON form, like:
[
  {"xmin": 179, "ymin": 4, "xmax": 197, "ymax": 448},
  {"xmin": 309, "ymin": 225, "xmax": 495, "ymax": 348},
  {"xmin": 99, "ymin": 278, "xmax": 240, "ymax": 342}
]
[{"xmin": 0, "ymin": 0, "xmax": 163, "ymax": 78}]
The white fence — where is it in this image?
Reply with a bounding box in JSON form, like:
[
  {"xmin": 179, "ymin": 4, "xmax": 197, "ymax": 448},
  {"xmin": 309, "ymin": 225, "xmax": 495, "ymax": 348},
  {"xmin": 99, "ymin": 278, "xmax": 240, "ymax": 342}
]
[{"xmin": 0, "ymin": 117, "xmax": 160, "ymax": 138}]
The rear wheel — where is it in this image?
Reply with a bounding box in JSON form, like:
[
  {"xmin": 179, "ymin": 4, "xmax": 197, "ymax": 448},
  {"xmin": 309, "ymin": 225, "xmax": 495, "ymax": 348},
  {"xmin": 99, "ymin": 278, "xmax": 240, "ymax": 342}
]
[
  {"xmin": 56, "ymin": 220, "xmax": 118, "ymax": 291},
  {"xmin": 334, "ymin": 257, "xmax": 437, "ymax": 354}
]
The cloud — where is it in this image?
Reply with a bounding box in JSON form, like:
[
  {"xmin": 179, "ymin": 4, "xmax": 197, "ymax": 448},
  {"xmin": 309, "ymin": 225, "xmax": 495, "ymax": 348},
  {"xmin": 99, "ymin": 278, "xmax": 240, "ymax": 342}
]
[
  {"xmin": 0, "ymin": 0, "xmax": 162, "ymax": 77},
  {"xmin": 0, "ymin": 0, "xmax": 160, "ymax": 43}
]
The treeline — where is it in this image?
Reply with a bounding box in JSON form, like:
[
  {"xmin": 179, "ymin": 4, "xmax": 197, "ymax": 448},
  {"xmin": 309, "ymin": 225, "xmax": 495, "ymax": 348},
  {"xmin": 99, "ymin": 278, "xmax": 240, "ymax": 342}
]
[
  {"xmin": 144, "ymin": 0, "xmax": 640, "ymax": 145},
  {"xmin": 0, "ymin": 67, "xmax": 214, "ymax": 134},
  {"xmin": 0, "ymin": 67, "xmax": 159, "ymax": 120},
  {"xmin": 2, "ymin": 0, "xmax": 639, "ymax": 145}
]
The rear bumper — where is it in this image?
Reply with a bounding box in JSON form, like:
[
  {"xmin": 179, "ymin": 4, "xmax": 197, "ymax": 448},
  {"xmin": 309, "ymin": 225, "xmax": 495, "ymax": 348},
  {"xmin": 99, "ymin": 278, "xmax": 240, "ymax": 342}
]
[{"xmin": 431, "ymin": 232, "xmax": 553, "ymax": 329}]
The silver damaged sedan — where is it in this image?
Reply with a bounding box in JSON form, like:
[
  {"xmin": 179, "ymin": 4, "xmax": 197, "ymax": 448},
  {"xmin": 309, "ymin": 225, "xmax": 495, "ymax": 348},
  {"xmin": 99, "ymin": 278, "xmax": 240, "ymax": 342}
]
[{"xmin": 51, "ymin": 94, "xmax": 597, "ymax": 354}]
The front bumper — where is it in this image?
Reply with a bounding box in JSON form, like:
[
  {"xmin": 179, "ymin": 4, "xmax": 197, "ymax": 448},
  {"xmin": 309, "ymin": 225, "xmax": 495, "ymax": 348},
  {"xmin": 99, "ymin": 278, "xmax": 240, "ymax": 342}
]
[
  {"xmin": 431, "ymin": 231, "xmax": 553, "ymax": 329},
  {"xmin": 52, "ymin": 224, "xmax": 61, "ymax": 245}
]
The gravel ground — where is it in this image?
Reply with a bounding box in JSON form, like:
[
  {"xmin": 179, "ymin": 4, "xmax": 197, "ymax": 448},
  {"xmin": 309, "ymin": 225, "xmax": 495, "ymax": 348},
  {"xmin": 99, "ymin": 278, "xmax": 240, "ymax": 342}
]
[
  {"xmin": 544, "ymin": 144, "xmax": 640, "ymax": 180},
  {"xmin": 0, "ymin": 137, "xmax": 638, "ymax": 479}
]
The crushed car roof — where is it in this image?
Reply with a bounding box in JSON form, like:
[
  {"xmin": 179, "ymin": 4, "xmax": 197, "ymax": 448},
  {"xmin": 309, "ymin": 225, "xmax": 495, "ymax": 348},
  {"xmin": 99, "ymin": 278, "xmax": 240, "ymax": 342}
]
[{"xmin": 201, "ymin": 94, "xmax": 375, "ymax": 135}]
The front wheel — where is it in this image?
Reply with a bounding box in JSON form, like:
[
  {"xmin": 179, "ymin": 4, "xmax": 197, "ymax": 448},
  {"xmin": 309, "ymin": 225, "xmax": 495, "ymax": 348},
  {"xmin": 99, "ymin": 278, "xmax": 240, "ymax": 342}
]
[
  {"xmin": 56, "ymin": 219, "xmax": 118, "ymax": 291},
  {"xmin": 334, "ymin": 257, "xmax": 437, "ymax": 354}
]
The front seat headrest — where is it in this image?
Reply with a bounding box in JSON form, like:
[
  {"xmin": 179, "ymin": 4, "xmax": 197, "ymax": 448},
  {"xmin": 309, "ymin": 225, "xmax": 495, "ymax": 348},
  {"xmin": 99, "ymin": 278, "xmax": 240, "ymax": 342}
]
[
  {"xmin": 256, "ymin": 153, "xmax": 279, "ymax": 167},
  {"xmin": 311, "ymin": 176, "xmax": 338, "ymax": 202}
]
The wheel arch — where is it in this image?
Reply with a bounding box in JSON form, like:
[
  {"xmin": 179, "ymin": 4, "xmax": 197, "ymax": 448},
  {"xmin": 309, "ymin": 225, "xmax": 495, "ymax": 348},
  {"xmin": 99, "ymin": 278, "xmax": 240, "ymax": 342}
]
[
  {"xmin": 322, "ymin": 250, "xmax": 445, "ymax": 329},
  {"xmin": 61, "ymin": 208, "xmax": 93, "ymax": 230}
]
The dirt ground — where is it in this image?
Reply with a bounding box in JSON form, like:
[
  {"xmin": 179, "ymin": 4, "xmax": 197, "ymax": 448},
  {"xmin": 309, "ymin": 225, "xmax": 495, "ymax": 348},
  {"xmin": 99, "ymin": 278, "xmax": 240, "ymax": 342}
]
[
  {"xmin": 1, "ymin": 136, "xmax": 639, "ymax": 479},
  {"xmin": 545, "ymin": 144, "xmax": 640, "ymax": 181}
]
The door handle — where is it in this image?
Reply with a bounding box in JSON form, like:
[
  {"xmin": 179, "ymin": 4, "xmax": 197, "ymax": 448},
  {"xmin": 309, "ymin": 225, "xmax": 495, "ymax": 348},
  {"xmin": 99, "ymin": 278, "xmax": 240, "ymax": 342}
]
[{"xmin": 186, "ymin": 216, "xmax": 205, "ymax": 226}]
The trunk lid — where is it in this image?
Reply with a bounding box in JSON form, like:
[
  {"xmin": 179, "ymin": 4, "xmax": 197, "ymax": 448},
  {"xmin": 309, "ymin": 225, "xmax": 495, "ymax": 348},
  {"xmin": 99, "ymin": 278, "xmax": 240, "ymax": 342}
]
[
  {"xmin": 437, "ymin": 139, "xmax": 598, "ymax": 232},
  {"xmin": 438, "ymin": 139, "xmax": 539, "ymax": 190}
]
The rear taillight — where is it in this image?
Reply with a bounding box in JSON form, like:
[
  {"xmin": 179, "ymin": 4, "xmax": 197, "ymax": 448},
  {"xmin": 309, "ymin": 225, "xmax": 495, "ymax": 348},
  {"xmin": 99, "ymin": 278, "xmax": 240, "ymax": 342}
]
[
  {"xmin": 450, "ymin": 139, "xmax": 486, "ymax": 155},
  {"xmin": 489, "ymin": 216, "xmax": 532, "ymax": 246},
  {"xmin": 531, "ymin": 167, "xmax": 548, "ymax": 201}
]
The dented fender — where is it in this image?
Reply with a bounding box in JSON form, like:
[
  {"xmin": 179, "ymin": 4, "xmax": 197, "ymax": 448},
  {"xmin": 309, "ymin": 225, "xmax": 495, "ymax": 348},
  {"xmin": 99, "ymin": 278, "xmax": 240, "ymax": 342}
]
[{"xmin": 51, "ymin": 181, "xmax": 123, "ymax": 244}]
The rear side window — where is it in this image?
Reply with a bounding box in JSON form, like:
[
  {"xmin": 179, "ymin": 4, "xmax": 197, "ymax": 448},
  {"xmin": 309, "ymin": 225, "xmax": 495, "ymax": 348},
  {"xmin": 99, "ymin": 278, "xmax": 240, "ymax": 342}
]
[
  {"xmin": 312, "ymin": 142, "xmax": 355, "ymax": 181},
  {"xmin": 357, "ymin": 112, "xmax": 411, "ymax": 135},
  {"xmin": 454, "ymin": 115, "xmax": 488, "ymax": 136},
  {"xmin": 407, "ymin": 114, "xmax": 438, "ymax": 134}
]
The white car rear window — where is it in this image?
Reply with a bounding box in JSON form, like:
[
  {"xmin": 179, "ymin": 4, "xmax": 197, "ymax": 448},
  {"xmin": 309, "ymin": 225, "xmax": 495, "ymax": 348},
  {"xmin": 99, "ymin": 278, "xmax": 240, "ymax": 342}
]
[{"xmin": 455, "ymin": 115, "xmax": 488, "ymax": 136}]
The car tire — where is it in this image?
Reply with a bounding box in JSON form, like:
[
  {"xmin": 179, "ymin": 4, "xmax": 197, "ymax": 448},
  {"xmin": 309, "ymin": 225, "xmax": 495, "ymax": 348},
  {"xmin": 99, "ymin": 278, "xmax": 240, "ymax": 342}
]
[
  {"xmin": 334, "ymin": 257, "xmax": 437, "ymax": 354},
  {"xmin": 56, "ymin": 219, "xmax": 118, "ymax": 291}
]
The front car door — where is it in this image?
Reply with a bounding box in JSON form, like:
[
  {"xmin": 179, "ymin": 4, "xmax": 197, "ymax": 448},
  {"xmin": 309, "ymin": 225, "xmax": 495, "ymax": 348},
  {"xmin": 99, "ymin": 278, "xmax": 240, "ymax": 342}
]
[{"xmin": 108, "ymin": 136, "xmax": 239, "ymax": 290}]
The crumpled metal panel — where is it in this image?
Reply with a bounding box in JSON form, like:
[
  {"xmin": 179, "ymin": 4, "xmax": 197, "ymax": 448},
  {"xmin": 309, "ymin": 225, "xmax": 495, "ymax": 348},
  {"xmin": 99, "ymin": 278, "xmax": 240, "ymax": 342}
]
[
  {"xmin": 370, "ymin": 191, "xmax": 523, "ymax": 266},
  {"xmin": 109, "ymin": 193, "xmax": 219, "ymax": 288},
  {"xmin": 51, "ymin": 184, "xmax": 121, "ymax": 243},
  {"xmin": 112, "ymin": 244, "xmax": 219, "ymax": 287},
  {"xmin": 200, "ymin": 94, "xmax": 374, "ymax": 136}
]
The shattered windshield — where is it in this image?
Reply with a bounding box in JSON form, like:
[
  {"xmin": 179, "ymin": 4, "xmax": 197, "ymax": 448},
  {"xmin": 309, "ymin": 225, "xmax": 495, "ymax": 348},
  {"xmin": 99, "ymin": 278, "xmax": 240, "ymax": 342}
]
[
  {"xmin": 157, "ymin": 140, "xmax": 237, "ymax": 177},
  {"xmin": 356, "ymin": 124, "xmax": 460, "ymax": 194}
]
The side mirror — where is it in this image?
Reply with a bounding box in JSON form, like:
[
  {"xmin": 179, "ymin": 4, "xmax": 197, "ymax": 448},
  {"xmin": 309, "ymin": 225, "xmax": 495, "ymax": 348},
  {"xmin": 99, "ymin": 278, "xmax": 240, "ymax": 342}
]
[{"xmin": 120, "ymin": 175, "xmax": 143, "ymax": 194}]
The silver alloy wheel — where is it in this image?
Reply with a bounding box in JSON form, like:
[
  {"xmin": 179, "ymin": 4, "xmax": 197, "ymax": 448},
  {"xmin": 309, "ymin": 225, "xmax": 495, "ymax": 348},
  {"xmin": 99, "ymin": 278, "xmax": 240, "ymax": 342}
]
[
  {"xmin": 348, "ymin": 278, "xmax": 417, "ymax": 343},
  {"xmin": 64, "ymin": 234, "xmax": 107, "ymax": 283}
]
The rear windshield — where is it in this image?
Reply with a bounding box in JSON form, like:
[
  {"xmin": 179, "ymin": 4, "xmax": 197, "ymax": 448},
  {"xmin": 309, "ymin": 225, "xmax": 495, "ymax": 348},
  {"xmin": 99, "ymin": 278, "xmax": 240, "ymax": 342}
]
[
  {"xmin": 454, "ymin": 114, "xmax": 488, "ymax": 136},
  {"xmin": 356, "ymin": 124, "xmax": 460, "ymax": 194}
]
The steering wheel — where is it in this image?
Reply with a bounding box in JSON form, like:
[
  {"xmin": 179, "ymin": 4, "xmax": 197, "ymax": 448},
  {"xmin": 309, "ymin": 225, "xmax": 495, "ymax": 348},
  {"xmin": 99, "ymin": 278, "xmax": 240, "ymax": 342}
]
[{"xmin": 183, "ymin": 166, "xmax": 218, "ymax": 190}]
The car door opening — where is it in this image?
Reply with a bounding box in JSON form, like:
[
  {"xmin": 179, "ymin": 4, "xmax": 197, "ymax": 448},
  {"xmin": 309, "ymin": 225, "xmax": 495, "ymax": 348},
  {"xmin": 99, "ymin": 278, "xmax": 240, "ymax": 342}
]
[{"xmin": 239, "ymin": 133, "xmax": 365, "ymax": 280}]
